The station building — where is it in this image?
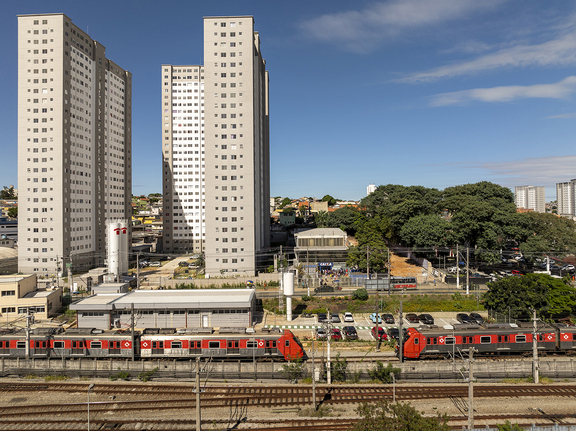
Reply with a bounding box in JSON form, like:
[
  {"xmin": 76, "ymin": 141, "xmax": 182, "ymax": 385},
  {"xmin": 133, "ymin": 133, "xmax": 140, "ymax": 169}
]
[{"xmin": 70, "ymin": 289, "xmax": 256, "ymax": 330}]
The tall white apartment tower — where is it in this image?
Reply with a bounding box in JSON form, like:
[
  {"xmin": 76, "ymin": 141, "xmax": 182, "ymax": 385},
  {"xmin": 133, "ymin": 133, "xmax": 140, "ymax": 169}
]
[
  {"xmin": 18, "ymin": 14, "xmax": 132, "ymax": 274},
  {"xmin": 557, "ymin": 180, "xmax": 576, "ymax": 217},
  {"xmin": 203, "ymin": 16, "xmax": 270, "ymax": 276},
  {"xmin": 514, "ymin": 186, "xmax": 545, "ymax": 213},
  {"xmin": 161, "ymin": 65, "xmax": 206, "ymax": 254}
]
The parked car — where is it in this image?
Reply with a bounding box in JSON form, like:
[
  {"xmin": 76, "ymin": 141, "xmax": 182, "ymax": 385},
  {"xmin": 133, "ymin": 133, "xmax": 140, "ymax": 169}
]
[
  {"xmin": 456, "ymin": 313, "xmax": 473, "ymax": 324},
  {"xmin": 371, "ymin": 327, "xmax": 388, "ymax": 340},
  {"xmin": 562, "ymin": 264, "xmax": 575, "ymax": 272},
  {"xmin": 314, "ymin": 285, "xmax": 335, "ymax": 294},
  {"xmin": 418, "ymin": 314, "xmax": 434, "ymax": 325},
  {"xmin": 315, "ymin": 327, "xmax": 327, "ymax": 339},
  {"xmin": 382, "ymin": 313, "xmax": 395, "ymax": 324},
  {"xmin": 343, "ymin": 326, "xmax": 358, "ymax": 340},
  {"xmin": 511, "ymin": 270, "xmax": 522, "ymax": 276},
  {"xmin": 387, "ymin": 327, "xmax": 407, "ymax": 341},
  {"xmin": 331, "ymin": 328, "xmax": 342, "ymax": 341},
  {"xmin": 469, "ymin": 312, "xmax": 485, "ymax": 325},
  {"xmin": 317, "ymin": 313, "xmax": 328, "ymax": 323},
  {"xmin": 370, "ymin": 313, "xmax": 382, "ymax": 324},
  {"xmin": 149, "ymin": 261, "xmax": 161, "ymax": 267},
  {"xmin": 343, "ymin": 312, "xmax": 354, "ymax": 322},
  {"xmin": 406, "ymin": 313, "xmax": 419, "ymax": 323},
  {"xmin": 331, "ymin": 314, "xmax": 341, "ymax": 323},
  {"xmin": 178, "ymin": 261, "xmax": 189, "ymax": 267}
]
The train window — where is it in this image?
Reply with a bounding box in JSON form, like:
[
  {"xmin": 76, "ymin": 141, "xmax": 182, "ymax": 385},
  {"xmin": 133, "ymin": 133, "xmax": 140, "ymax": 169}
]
[
  {"xmin": 480, "ymin": 336, "xmax": 491, "ymax": 344},
  {"xmin": 172, "ymin": 341, "xmax": 182, "ymax": 349},
  {"xmin": 209, "ymin": 341, "xmax": 220, "ymax": 349},
  {"xmin": 246, "ymin": 341, "xmax": 257, "ymax": 348},
  {"xmin": 538, "ymin": 335, "xmax": 545, "ymax": 342},
  {"xmin": 445, "ymin": 337, "xmax": 455, "ymax": 345},
  {"xmin": 53, "ymin": 341, "xmax": 64, "ymax": 349},
  {"xmin": 414, "ymin": 338, "xmax": 419, "ymax": 345},
  {"xmin": 573, "ymin": 334, "xmax": 576, "ymax": 341},
  {"xmin": 16, "ymin": 342, "xmax": 25, "ymax": 349},
  {"xmin": 285, "ymin": 340, "xmax": 290, "ymax": 347},
  {"xmin": 503, "ymin": 336, "xmax": 509, "ymax": 343},
  {"xmin": 90, "ymin": 342, "xmax": 102, "ymax": 349},
  {"xmin": 426, "ymin": 338, "xmax": 431, "ymax": 345},
  {"xmin": 463, "ymin": 336, "xmax": 473, "ymax": 344},
  {"xmin": 515, "ymin": 335, "xmax": 526, "ymax": 343}
]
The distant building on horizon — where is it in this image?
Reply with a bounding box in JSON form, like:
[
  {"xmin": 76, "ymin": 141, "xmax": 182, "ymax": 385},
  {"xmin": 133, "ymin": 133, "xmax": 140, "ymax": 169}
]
[
  {"xmin": 514, "ymin": 186, "xmax": 545, "ymax": 213},
  {"xmin": 556, "ymin": 180, "xmax": 576, "ymax": 218},
  {"xmin": 367, "ymin": 184, "xmax": 376, "ymax": 196}
]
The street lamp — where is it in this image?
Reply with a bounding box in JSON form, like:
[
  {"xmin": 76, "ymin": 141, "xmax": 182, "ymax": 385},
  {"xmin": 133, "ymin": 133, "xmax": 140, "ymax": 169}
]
[{"xmin": 87, "ymin": 383, "xmax": 95, "ymax": 431}]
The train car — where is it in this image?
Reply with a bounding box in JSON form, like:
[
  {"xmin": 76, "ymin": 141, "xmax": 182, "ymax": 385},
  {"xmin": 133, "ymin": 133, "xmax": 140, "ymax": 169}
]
[
  {"xmin": 0, "ymin": 327, "xmax": 57, "ymax": 358},
  {"xmin": 49, "ymin": 328, "xmax": 135, "ymax": 358},
  {"xmin": 391, "ymin": 276, "xmax": 417, "ymax": 290},
  {"xmin": 139, "ymin": 328, "xmax": 304, "ymax": 361},
  {"xmin": 401, "ymin": 323, "xmax": 576, "ymax": 359}
]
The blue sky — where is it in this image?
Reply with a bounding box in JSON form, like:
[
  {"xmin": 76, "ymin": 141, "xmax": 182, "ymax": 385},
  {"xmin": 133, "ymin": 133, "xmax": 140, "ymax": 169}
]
[{"xmin": 2, "ymin": 0, "xmax": 576, "ymax": 202}]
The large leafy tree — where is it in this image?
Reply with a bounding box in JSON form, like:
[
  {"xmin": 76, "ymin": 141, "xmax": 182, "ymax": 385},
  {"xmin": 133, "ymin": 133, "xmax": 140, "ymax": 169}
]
[
  {"xmin": 400, "ymin": 215, "xmax": 453, "ymax": 249},
  {"xmin": 321, "ymin": 194, "xmax": 337, "ymax": 206},
  {"xmin": 519, "ymin": 212, "xmax": 576, "ymax": 257},
  {"xmin": 347, "ymin": 216, "xmax": 391, "ymax": 273},
  {"xmin": 483, "ymin": 273, "xmax": 576, "ymax": 319},
  {"xmin": 7, "ymin": 207, "xmax": 17, "ymax": 218},
  {"xmin": 324, "ymin": 206, "xmax": 363, "ymax": 236},
  {"xmin": 351, "ymin": 400, "xmax": 449, "ymax": 431}
]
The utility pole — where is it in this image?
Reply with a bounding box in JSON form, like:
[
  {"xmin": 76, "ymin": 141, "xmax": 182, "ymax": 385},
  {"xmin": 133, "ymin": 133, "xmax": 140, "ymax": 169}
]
[
  {"xmin": 136, "ymin": 253, "xmax": 140, "ymax": 290},
  {"xmin": 468, "ymin": 347, "xmax": 476, "ymax": 430},
  {"xmin": 366, "ymin": 245, "xmax": 370, "ymax": 280},
  {"xmin": 326, "ymin": 311, "xmax": 331, "ymax": 385},
  {"xmin": 130, "ymin": 303, "xmax": 135, "ymax": 361},
  {"xmin": 25, "ymin": 308, "xmax": 31, "ymax": 360},
  {"xmin": 398, "ymin": 298, "xmax": 403, "ymax": 364},
  {"xmin": 533, "ymin": 309, "xmax": 539, "ymax": 384},
  {"xmin": 195, "ymin": 357, "xmax": 201, "ymax": 431},
  {"xmin": 387, "ymin": 248, "xmax": 391, "ymax": 296},
  {"xmin": 466, "ymin": 246, "xmax": 470, "ymax": 295},
  {"xmin": 456, "ymin": 245, "xmax": 460, "ymax": 290},
  {"xmin": 311, "ymin": 340, "xmax": 317, "ymax": 410}
]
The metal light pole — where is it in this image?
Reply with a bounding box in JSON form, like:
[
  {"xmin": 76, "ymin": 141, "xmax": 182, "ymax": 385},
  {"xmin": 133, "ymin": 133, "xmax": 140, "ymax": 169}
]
[
  {"xmin": 87, "ymin": 383, "xmax": 95, "ymax": 431},
  {"xmin": 390, "ymin": 372, "xmax": 396, "ymax": 403}
]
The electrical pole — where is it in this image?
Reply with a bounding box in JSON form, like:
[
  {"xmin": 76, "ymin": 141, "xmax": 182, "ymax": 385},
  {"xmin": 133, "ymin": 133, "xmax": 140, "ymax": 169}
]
[
  {"xmin": 466, "ymin": 246, "xmax": 470, "ymax": 295},
  {"xmin": 130, "ymin": 303, "xmax": 135, "ymax": 362},
  {"xmin": 387, "ymin": 248, "xmax": 391, "ymax": 296},
  {"xmin": 136, "ymin": 253, "xmax": 140, "ymax": 290},
  {"xmin": 468, "ymin": 347, "xmax": 476, "ymax": 430},
  {"xmin": 366, "ymin": 245, "xmax": 370, "ymax": 280},
  {"xmin": 311, "ymin": 340, "xmax": 317, "ymax": 410},
  {"xmin": 25, "ymin": 308, "xmax": 31, "ymax": 360},
  {"xmin": 398, "ymin": 298, "xmax": 403, "ymax": 364},
  {"xmin": 326, "ymin": 311, "xmax": 331, "ymax": 385},
  {"xmin": 195, "ymin": 357, "xmax": 201, "ymax": 431},
  {"xmin": 456, "ymin": 245, "xmax": 460, "ymax": 291},
  {"xmin": 533, "ymin": 309, "xmax": 539, "ymax": 384}
]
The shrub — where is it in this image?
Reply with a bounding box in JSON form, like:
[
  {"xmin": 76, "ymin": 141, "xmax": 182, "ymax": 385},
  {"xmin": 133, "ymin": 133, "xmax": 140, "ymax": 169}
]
[
  {"xmin": 352, "ymin": 288, "xmax": 369, "ymax": 301},
  {"xmin": 281, "ymin": 359, "xmax": 305, "ymax": 382},
  {"xmin": 368, "ymin": 361, "xmax": 400, "ymax": 383},
  {"xmin": 110, "ymin": 368, "xmax": 130, "ymax": 381},
  {"xmin": 332, "ymin": 354, "xmax": 348, "ymax": 382},
  {"xmin": 302, "ymin": 295, "xmax": 311, "ymax": 301},
  {"xmin": 138, "ymin": 367, "xmax": 158, "ymax": 382}
]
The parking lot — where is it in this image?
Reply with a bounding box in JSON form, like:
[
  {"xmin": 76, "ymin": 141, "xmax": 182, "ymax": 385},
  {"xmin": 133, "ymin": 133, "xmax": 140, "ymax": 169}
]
[{"xmin": 264, "ymin": 311, "xmax": 488, "ymax": 342}]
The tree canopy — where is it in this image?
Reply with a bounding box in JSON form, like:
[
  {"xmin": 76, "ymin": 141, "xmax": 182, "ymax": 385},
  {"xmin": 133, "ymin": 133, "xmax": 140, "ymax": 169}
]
[
  {"xmin": 351, "ymin": 400, "xmax": 449, "ymax": 431},
  {"xmin": 321, "ymin": 194, "xmax": 337, "ymax": 206},
  {"xmin": 0, "ymin": 186, "xmax": 16, "ymax": 200},
  {"xmin": 483, "ymin": 273, "xmax": 576, "ymax": 320},
  {"xmin": 7, "ymin": 207, "xmax": 17, "ymax": 218}
]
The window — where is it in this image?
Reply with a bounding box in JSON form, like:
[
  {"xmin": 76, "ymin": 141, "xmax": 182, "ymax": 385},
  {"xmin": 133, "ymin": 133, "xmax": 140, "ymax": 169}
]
[
  {"xmin": 1, "ymin": 291, "xmax": 15, "ymax": 297},
  {"xmin": 444, "ymin": 337, "xmax": 455, "ymax": 345},
  {"xmin": 16, "ymin": 342, "xmax": 26, "ymax": 349},
  {"xmin": 171, "ymin": 341, "xmax": 182, "ymax": 349},
  {"xmin": 53, "ymin": 341, "xmax": 64, "ymax": 349},
  {"xmin": 209, "ymin": 341, "xmax": 220, "ymax": 349},
  {"xmin": 247, "ymin": 341, "xmax": 257, "ymax": 348},
  {"xmin": 480, "ymin": 336, "xmax": 491, "ymax": 344},
  {"xmin": 90, "ymin": 341, "xmax": 102, "ymax": 349},
  {"xmin": 515, "ymin": 335, "xmax": 526, "ymax": 343}
]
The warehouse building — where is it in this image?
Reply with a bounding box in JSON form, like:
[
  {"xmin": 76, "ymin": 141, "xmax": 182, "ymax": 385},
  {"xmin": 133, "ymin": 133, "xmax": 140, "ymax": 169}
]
[{"xmin": 70, "ymin": 289, "xmax": 256, "ymax": 330}]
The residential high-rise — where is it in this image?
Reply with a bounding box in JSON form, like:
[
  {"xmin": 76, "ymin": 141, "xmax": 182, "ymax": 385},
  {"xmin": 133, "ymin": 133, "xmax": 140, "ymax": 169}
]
[
  {"xmin": 162, "ymin": 16, "xmax": 270, "ymax": 276},
  {"xmin": 557, "ymin": 180, "xmax": 576, "ymax": 218},
  {"xmin": 18, "ymin": 14, "xmax": 132, "ymax": 274},
  {"xmin": 514, "ymin": 186, "xmax": 545, "ymax": 213},
  {"xmin": 161, "ymin": 65, "xmax": 205, "ymax": 254}
]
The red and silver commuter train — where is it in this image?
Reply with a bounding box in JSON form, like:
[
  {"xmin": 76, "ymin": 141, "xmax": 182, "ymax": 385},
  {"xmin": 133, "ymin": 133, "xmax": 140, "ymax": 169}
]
[
  {"xmin": 0, "ymin": 327, "xmax": 305, "ymax": 361},
  {"xmin": 400, "ymin": 322, "xmax": 576, "ymax": 359}
]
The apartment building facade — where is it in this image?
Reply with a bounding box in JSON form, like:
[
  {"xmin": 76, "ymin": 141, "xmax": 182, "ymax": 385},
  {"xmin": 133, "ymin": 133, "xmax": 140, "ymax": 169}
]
[
  {"xmin": 557, "ymin": 180, "xmax": 576, "ymax": 218},
  {"xmin": 514, "ymin": 185, "xmax": 545, "ymax": 213},
  {"xmin": 163, "ymin": 17, "xmax": 270, "ymax": 276},
  {"xmin": 161, "ymin": 65, "xmax": 205, "ymax": 254},
  {"xmin": 18, "ymin": 14, "xmax": 132, "ymax": 274}
]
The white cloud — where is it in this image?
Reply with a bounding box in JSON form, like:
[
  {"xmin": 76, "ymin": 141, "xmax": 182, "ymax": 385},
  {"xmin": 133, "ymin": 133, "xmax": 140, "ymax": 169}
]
[
  {"xmin": 479, "ymin": 156, "xmax": 576, "ymax": 193},
  {"xmin": 399, "ymin": 30, "xmax": 576, "ymax": 83},
  {"xmin": 546, "ymin": 112, "xmax": 576, "ymax": 119},
  {"xmin": 299, "ymin": 0, "xmax": 501, "ymax": 53},
  {"xmin": 430, "ymin": 76, "xmax": 576, "ymax": 106}
]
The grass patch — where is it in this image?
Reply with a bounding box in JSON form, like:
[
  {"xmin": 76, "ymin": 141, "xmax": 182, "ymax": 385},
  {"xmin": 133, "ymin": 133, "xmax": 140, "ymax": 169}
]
[
  {"xmin": 298, "ymin": 405, "xmax": 341, "ymax": 418},
  {"xmin": 44, "ymin": 374, "xmax": 69, "ymax": 381}
]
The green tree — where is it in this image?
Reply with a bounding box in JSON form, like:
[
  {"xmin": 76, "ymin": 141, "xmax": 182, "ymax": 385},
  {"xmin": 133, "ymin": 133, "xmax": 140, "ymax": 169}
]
[
  {"xmin": 368, "ymin": 361, "xmax": 400, "ymax": 383},
  {"xmin": 497, "ymin": 421, "xmax": 525, "ymax": 431},
  {"xmin": 351, "ymin": 400, "xmax": 449, "ymax": 431},
  {"xmin": 483, "ymin": 273, "xmax": 576, "ymax": 319},
  {"xmin": 315, "ymin": 211, "xmax": 329, "ymax": 228},
  {"xmin": 324, "ymin": 206, "xmax": 363, "ymax": 235},
  {"xmin": 321, "ymin": 194, "xmax": 337, "ymax": 206},
  {"xmin": 352, "ymin": 288, "xmax": 369, "ymax": 301},
  {"xmin": 279, "ymin": 197, "xmax": 292, "ymax": 208},
  {"xmin": 332, "ymin": 354, "xmax": 348, "ymax": 382},
  {"xmin": 0, "ymin": 186, "xmax": 16, "ymax": 200},
  {"xmin": 194, "ymin": 252, "xmax": 205, "ymax": 269},
  {"xmin": 7, "ymin": 207, "xmax": 17, "ymax": 218},
  {"xmin": 347, "ymin": 216, "xmax": 391, "ymax": 273},
  {"xmin": 400, "ymin": 215, "xmax": 453, "ymax": 248},
  {"xmin": 519, "ymin": 212, "xmax": 576, "ymax": 256}
]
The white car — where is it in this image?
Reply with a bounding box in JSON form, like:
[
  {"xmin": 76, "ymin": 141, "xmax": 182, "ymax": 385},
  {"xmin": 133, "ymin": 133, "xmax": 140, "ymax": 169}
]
[
  {"xmin": 149, "ymin": 261, "xmax": 161, "ymax": 267},
  {"xmin": 343, "ymin": 312, "xmax": 354, "ymax": 322}
]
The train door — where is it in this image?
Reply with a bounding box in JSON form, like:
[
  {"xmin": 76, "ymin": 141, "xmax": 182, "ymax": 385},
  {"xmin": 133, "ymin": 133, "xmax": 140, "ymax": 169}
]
[
  {"xmin": 71, "ymin": 340, "xmax": 85, "ymax": 355},
  {"xmin": 497, "ymin": 334, "xmax": 510, "ymax": 352},
  {"xmin": 34, "ymin": 340, "xmax": 48, "ymax": 356},
  {"xmin": 265, "ymin": 340, "xmax": 277, "ymax": 355},
  {"xmin": 109, "ymin": 340, "xmax": 121, "ymax": 355},
  {"xmin": 189, "ymin": 340, "xmax": 202, "ymax": 355},
  {"xmin": 151, "ymin": 340, "xmax": 164, "ymax": 355},
  {"xmin": 227, "ymin": 340, "xmax": 239, "ymax": 355},
  {"xmin": 0, "ymin": 340, "xmax": 9, "ymax": 355}
]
